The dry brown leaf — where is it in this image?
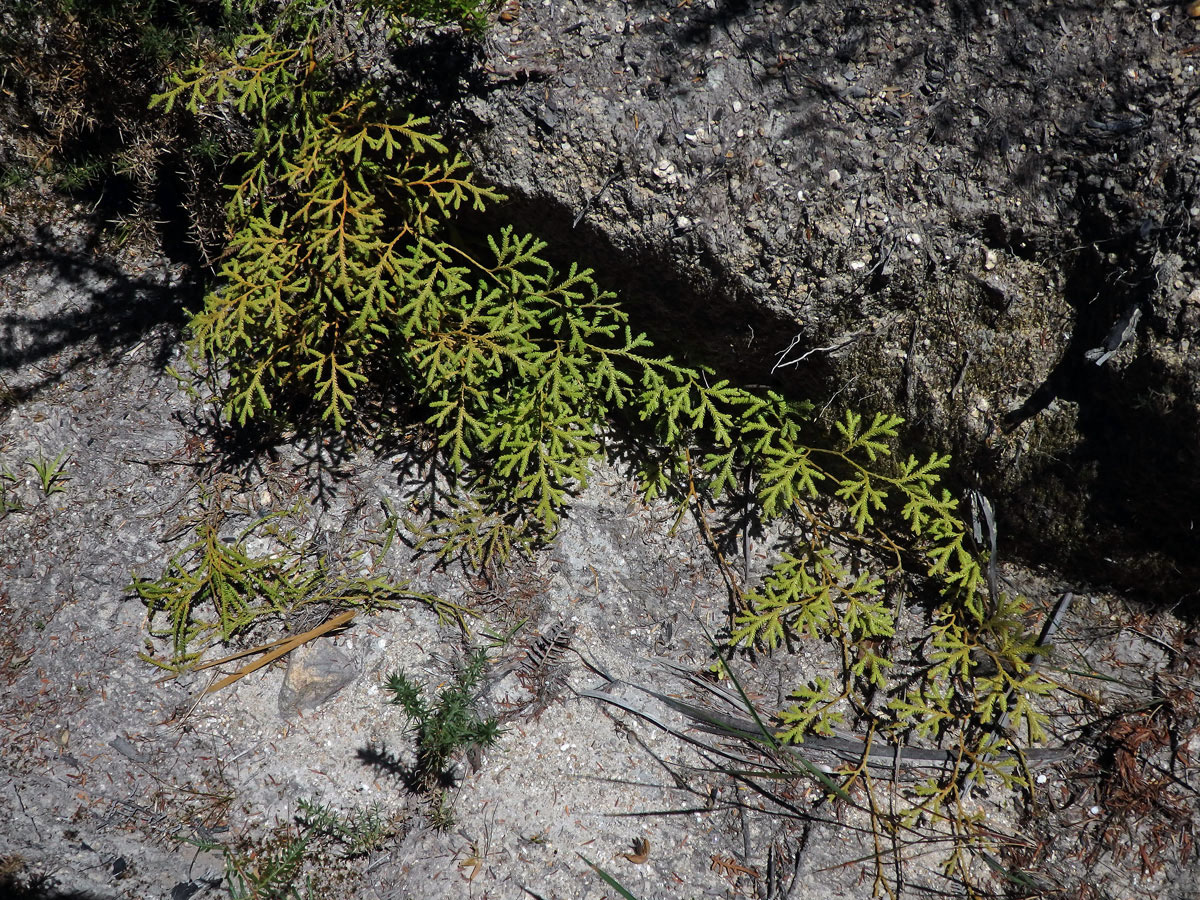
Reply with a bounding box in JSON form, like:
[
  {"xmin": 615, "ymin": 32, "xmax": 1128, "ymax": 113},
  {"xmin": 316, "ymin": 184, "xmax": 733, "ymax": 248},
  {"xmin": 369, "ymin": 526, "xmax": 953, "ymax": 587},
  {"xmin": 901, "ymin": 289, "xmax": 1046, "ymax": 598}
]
[
  {"xmin": 621, "ymin": 837, "xmax": 650, "ymax": 864},
  {"xmin": 711, "ymin": 855, "xmax": 761, "ymax": 880}
]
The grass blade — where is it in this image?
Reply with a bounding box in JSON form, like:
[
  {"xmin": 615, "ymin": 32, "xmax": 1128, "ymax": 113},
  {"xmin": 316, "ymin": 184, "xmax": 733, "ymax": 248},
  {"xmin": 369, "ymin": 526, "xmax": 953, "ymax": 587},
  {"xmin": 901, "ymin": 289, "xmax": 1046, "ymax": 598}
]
[{"xmin": 578, "ymin": 854, "xmax": 643, "ymax": 900}]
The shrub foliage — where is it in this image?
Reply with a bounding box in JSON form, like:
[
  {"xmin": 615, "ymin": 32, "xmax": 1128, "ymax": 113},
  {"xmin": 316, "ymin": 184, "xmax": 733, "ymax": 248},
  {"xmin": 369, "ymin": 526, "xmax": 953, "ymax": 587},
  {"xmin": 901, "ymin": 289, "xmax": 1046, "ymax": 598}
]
[
  {"xmin": 137, "ymin": 0, "xmax": 1060, "ymax": 880},
  {"xmin": 152, "ymin": 0, "xmax": 1055, "ymax": 750}
]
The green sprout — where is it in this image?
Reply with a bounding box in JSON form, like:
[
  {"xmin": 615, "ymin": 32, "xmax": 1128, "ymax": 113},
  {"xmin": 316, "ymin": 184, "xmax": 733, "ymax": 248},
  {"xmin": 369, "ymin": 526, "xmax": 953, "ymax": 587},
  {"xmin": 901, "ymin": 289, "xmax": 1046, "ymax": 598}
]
[
  {"xmin": 385, "ymin": 648, "xmax": 504, "ymax": 793},
  {"xmin": 0, "ymin": 463, "xmax": 22, "ymax": 514},
  {"xmin": 26, "ymin": 450, "xmax": 70, "ymax": 496}
]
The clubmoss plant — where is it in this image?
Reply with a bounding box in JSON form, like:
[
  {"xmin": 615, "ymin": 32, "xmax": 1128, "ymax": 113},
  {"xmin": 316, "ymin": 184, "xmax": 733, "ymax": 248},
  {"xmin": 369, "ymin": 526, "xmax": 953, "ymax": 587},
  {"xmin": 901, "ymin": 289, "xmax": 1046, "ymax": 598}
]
[
  {"xmin": 145, "ymin": 0, "xmax": 1063, "ymax": 889},
  {"xmin": 130, "ymin": 495, "xmax": 447, "ymax": 671},
  {"xmin": 152, "ymin": 0, "xmax": 1057, "ymax": 753}
]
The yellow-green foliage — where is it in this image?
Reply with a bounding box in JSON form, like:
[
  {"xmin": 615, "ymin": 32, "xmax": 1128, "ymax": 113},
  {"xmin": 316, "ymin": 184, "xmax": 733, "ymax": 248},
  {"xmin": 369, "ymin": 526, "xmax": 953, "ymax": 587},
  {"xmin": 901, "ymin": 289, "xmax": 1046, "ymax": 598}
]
[
  {"xmin": 153, "ymin": 17, "xmax": 502, "ymax": 431},
  {"xmin": 129, "ymin": 501, "xmax": 437, "ymax": 670},
  {"xmin": 155, "ymin": 7, "xmax": 702, "ymax": 535},
  {"xmin": 730, "ymin": 409, "xmax": 1055, "ymax": 766},
  {"xmin": 154, "ymin": 0, "xmax": 1057, "ymax": 810}
]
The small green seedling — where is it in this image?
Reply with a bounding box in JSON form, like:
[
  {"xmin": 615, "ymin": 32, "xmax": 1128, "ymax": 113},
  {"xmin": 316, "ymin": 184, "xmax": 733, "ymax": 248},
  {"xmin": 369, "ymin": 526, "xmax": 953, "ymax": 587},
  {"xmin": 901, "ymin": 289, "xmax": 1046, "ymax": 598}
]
[
  {"xmin": 385, "ymin": 648, "xmax": 504, "ymax": 793},
  {"xmin": 186, "ymin": 797, "xmax": 397, "ymax": 900},
  {"xmin": 1, "ymin": 464, "xmax": 21, "ymax": 514},
  {"xmin": 27, "ymin": 450, "xmax": 70, "ymax": 496}
]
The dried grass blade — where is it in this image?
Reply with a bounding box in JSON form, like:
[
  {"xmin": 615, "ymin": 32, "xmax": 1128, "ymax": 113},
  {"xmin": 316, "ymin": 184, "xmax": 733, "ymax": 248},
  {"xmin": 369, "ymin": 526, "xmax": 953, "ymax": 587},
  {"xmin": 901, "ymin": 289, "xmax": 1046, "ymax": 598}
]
[{"xmin": 202, "ymin": 609, "xmax": 357, "ymax": 694}]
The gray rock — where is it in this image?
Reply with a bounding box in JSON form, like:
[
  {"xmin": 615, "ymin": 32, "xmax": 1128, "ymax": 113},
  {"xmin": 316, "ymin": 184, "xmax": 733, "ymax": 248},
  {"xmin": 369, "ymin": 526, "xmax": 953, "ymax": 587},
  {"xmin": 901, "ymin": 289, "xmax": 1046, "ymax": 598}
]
[
  {"xmin": 277, "ymin": 642, "xmax": 359, "ymax": 718},
  {"xmin": 460, "ymin": 0, "xmax": 1200, "ymax": 603}
]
